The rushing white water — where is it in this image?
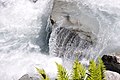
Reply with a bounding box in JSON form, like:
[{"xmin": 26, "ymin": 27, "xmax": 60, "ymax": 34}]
[
  {"xmin": 0, "ymin": 0, "xmax": 120, "ymax": 80},
  {"xmin": 0, "ymin": 52, "xmax": 63, "ymax": 80},
  {"xmin": 0, "ymin": 0, "xmax": 63, "ymax": 80},
  {"xmin": 75, "ymin": 0, "xmax": 120, "ymax": 60}
]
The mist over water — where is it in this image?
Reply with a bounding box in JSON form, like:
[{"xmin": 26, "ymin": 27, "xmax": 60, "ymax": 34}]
[{"xmin": 0, "ymin": 0, "xmax": 120, "ymax": 80}]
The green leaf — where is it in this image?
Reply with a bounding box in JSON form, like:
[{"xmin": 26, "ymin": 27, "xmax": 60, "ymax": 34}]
[
  {"xmin": 87, "ymin": 58, "xmax": 106, "ymax": 80},
  {"xmin": 96, "ymin": 58, "xmax": 106, "ymax": 80},
  {"xmin": 35, "ymin": 58, "xmax": 106, "ymax": 80},
  {"xmin": 56, "ymin": 63, "xmax": 69, "ymax": 80},
  {"xmin": 87, "ymin": 60, "xmax": 97, "ymax": 80},
  {"xmin": 36, "ymin": 67, "xmax": 50, "ymax": 80},
  {"xmin": 72, "ymin": 59, "xmax": 86, "ymax": 80}
]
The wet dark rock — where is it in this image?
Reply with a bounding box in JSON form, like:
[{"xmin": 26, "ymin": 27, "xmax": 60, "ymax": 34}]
[
  {"xmin": 102, "ymin": 55, "xmax": 120, "ymax": 74},
  {"xmin": 50, "ymin": 16, "xmax": 55, "ymax": 25}
]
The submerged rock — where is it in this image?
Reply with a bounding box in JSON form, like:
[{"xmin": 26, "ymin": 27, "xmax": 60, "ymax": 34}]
[{"xmin": 49, "ymin": 27, "xmax": 96, "ymax": 59}]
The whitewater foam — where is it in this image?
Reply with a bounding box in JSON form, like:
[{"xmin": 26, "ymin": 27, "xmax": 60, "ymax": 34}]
[
  {"xmin": 0, "ymin": 0, "xmax": 61, "ymax": 80},
  {"xmin": 0, "ymin": 52, "xmax": 63, "ymax": 80},
  {"xmin": 0, "ymin": 0, "xmax": 120, "ymax": 80}
]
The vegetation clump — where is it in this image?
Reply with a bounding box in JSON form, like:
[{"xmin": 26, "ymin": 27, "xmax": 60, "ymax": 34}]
[{"xmin": 36, "ymin": 58, "xmax": 106, "ymax": 80}]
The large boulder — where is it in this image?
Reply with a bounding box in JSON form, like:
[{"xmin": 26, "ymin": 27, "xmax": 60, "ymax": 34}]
[{"xmin": 49, "ymin": 0, "xmax": 97, "ymax": 59}]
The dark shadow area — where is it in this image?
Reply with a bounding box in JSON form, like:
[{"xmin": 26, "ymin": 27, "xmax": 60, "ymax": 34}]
[{"xmin": 36, "ymin": 16, "xmax": 52, "ymax": 54}]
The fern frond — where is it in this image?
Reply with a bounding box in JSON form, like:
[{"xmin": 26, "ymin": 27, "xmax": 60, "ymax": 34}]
[
  {"xmin": 72, "ymin": 59, "xmax": 86, "ymax": 80},
  {"xmin": 96, "ymin": 58, "xmax": 106, "ymax": 80},
  {"xmin": 87, "ymin": 60, "xmax": 97, "ymax": 80},
  {"xmin": 56, "ymin": 63, "xmax": 69, "ymax": 80},
  {"xmin": 35, "ymin": 58, "xmax": 106, "ymax": 80},
  {"xmin": 87, "ymin": 58, "xmax": 106, "ymax": 80},
  {"xmin": 36, "ymin": 67, "xmax": 50, "ymax": 80}
]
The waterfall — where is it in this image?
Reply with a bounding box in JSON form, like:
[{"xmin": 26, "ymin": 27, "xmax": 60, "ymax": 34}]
[
  {"xmin": 0, "ymin": 0, "xmax": 120, "ymax": 80},
  {"xmin": 49, "ymin": 26, "xmax": 95, "ymax": 59},
  {"xmin": 49, "ymin": 0, "xmax": 120, "ymax": 61}
]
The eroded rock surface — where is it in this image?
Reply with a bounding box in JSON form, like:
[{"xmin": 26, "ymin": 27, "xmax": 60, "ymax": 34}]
[
  {"xmin": 105, "ymin": 71, "xmax": 120, "ymax": 80},
  {"xmin": 51, "ymin": 0, "xmax": 99, "ymax": 34}
]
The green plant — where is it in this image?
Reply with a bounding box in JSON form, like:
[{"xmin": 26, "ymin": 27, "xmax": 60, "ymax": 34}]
[
  {"xmin": 87, "ymin": 58, "xmax": 106, "ymax": 80},
  {"xmin": 96, "ymin": 58, "xmax": 106, "ymax": 80},
  {"xmin": 72, "ymin": 59, "xmax": 86, "ymax": 80},
  {"xmin": 36, "ymin": 67, "xmax": 50, "ymax": 80},
  {"xmin": 56, "ymin": 63, "xmax": 69, "ymax": 80},
  {"xmin": 36, "ymin": 58, "xmax": 106, "ymax": 80}
]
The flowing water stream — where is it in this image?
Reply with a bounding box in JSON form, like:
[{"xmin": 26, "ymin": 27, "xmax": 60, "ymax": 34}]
[{"xmin": 0, "ymin": 0, "xmax": 120, "ymax": 80}]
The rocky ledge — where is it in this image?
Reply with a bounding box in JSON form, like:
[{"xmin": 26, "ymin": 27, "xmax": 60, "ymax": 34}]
[
  {"xmin": 102, "ymin": 55, "xmax": 120, "ymax": 74},
  {"xmin": 102, "ymin": 54, "xmax": 120, "ymax": 80}
]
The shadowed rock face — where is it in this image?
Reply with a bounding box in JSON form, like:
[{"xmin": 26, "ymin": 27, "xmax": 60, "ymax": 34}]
[
  {"xmin": 102, "ymin": 55, "xmax": 120, "ymax": 74},
  {"xmin": 49, "ymin": 27, "xmax": 95, "ymax": 58},
  {"xmin": 35, "ymin": 0, "xmax": 53, "ymax": 53}
]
